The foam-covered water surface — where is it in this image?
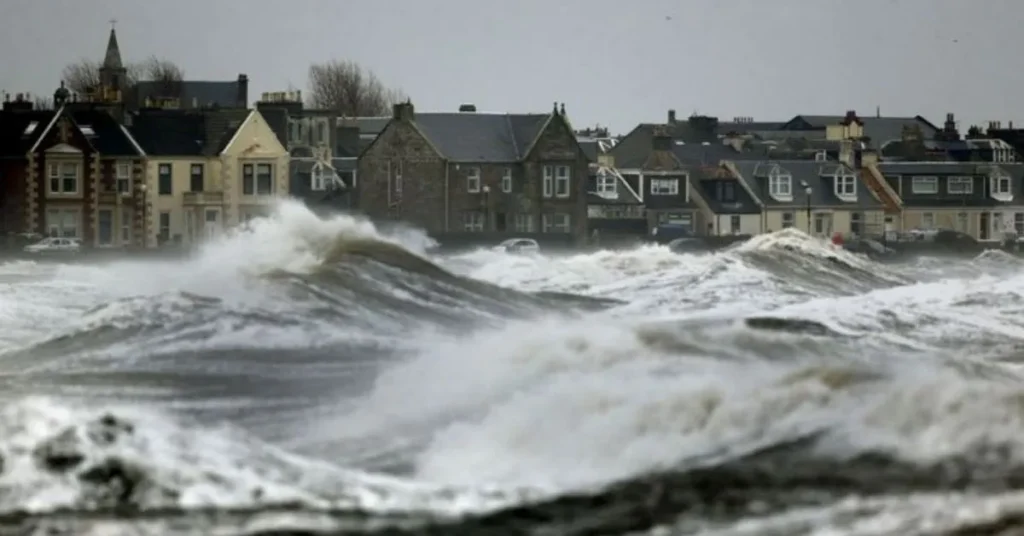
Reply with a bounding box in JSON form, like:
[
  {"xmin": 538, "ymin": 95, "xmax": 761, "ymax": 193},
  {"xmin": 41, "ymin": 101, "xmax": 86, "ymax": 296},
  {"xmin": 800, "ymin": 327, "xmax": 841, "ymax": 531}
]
[{"xmin": 3, "ymin": 200, "xmax": 1024, "ymax": 535}]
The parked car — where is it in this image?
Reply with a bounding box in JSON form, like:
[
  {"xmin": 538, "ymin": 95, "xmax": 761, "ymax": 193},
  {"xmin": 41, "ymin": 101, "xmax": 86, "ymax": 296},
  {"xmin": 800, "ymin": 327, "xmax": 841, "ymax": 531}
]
[
  {"xmin": 497, "ymin": 238, "xmax": 540, "ymax": 255},
  {"xmin": 23, "ymin": 237, "xmax": 81, "ymax": 255}
]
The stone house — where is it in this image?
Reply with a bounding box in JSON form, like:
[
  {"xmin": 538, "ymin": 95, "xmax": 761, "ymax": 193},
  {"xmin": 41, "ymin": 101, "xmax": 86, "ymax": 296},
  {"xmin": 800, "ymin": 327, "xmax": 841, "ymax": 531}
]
[{"xmin": 357, "ymin": 102, "xmax": 590, "ymax": 244}]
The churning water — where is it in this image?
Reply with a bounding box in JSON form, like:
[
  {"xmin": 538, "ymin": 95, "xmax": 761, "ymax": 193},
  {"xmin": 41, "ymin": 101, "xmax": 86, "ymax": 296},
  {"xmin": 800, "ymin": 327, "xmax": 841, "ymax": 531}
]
[{"xmin": 3, "ymin": 200, "xmax": 1024, "ymax": 535}]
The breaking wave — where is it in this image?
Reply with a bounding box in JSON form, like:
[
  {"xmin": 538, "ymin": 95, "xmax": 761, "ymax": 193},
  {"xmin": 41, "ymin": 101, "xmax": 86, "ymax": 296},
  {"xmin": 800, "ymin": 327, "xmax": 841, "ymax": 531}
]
[{"xmin": 2, "ymin": 201, "xmax": 1024, "ymax": 534}]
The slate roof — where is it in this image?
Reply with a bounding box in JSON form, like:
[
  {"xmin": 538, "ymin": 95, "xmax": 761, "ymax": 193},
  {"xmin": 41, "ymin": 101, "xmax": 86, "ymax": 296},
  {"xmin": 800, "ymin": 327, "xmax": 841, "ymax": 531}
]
[
  {"xmin": 876, "ymin": 161, "xmax": 1024, "ymax": 180},
  {"xmin": 411, "ymin": 113, "xmax": 551, "ymax": 162},
  {"xmin": 781, "ymin": 115, "xmax": 940, "ymax": 147},
  {"xmin": 717, "ymin": 121, "xmax": 785, "ymax": 135},
  {"xmin": 341, "ymin": 117, "xmax": 389, "ymax": 153},
  {"xmin": 68, "ymin": 109, "xmax": 142, "ymax": 156},
  {"xmin": 611, "ymin": 123, "xmax": 768, "ymax": 169},
  {"xmin": 730, "ymin": 159, "xmax": 883, "ymax": 208},
  {"xmin": 696, "ymin": 171, "xmax": 761, "ymax": 215},
  {"xmin": 129, "ymin": 108, "xmax": 249, "ymax": 156},
  {"xmin": 0, "ymin": 109, "xmax": 56, "ymax": 157}
]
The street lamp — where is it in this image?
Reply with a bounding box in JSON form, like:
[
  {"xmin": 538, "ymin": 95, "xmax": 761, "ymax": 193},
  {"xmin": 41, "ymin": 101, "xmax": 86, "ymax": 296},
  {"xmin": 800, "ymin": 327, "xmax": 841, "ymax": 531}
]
[
  {"xmin": 800, "ymin": 180, "xmax": 812, "ymax": 234},
  {"xmin": 138, "ymin": 183, "xmax": 148, "ymax": 249},
  {"xmin": 481, "ymin": 185, "xmax": 491, "ymax": 231}
]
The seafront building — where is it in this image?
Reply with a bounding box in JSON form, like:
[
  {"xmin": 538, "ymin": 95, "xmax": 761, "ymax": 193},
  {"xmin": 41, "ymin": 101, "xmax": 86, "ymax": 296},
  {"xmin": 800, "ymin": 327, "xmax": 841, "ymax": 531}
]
[{"xmin": 4, "ymin": 26, "xmax": 1024, "ymax": 249}]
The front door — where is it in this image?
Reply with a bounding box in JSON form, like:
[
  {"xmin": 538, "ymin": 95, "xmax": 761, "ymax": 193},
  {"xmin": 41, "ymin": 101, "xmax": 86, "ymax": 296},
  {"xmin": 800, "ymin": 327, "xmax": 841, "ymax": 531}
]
[
  {"xmin": 204, "ymin": 209, "xmax": 221, "ymax": 239},
  {"xmin": 980, "ymin": 212, "xmax": 990, "ymax": 240},
  {"xmin": 495, "ymin": 212, "xmax": 507, "ymax": 232},
  {"xmin": 98, "ymin": 209, "xmax": 113, "ymax": 246}
]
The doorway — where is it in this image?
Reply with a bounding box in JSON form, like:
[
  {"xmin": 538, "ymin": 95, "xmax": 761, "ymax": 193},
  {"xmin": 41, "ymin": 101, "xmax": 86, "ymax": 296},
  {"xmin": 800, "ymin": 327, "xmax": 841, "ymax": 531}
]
[
  {"xmin": 98, "ymin": 209, "xmax": 113, "ymax": 246},
  {"xmin": 495, "ymin": 212, "xmax": 507, "ymax": 232},
  {"xmin": 980, "ymin": 212, "xmax": 990, "ymax": 240}
]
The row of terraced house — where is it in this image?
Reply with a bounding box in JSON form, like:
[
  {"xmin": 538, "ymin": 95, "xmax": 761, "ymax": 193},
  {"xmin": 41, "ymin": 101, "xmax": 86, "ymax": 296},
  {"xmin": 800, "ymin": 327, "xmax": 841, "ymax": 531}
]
[{"xmin": 3, "ymin": 27, "xmax": 1024, "ymax": 249}]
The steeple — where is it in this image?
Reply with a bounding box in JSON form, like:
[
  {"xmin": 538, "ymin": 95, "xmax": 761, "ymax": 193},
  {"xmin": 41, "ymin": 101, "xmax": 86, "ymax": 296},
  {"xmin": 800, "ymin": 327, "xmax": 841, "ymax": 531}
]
[
  {"xmin": 102, "ymin": 21, "xmax": 123, "ymax": 70},
  {"xmin": 98, "ymin": 21, "xmax": 127, "ymax": 101}
]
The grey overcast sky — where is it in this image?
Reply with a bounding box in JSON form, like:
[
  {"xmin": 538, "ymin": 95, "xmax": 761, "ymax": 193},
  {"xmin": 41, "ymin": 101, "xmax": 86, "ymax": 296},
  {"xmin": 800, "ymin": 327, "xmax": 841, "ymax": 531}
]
[{"xmin": 2, "ymin": 0, "xmax": 1021, "ymax": 135}]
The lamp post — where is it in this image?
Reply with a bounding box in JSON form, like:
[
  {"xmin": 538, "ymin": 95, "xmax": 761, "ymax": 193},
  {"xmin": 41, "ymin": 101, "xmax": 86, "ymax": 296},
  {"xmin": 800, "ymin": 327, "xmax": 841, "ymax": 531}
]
[
  {"xmin": 801, "ymin": 181, "xmax": 812, "ymax": 234},
  {"xmin": 138, "ymin": 183, "xmax": 148, "ymax": 249},
  {"xmin": 481, "ymin": 185, "xmax": 491, "ymax": 232}
]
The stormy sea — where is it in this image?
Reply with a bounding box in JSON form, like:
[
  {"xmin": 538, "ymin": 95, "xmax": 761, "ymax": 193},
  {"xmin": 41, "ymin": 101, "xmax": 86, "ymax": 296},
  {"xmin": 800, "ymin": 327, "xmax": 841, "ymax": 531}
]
[{"xmin": 4, "ymin": 201, "xmax": 1024, "ymax": 536}]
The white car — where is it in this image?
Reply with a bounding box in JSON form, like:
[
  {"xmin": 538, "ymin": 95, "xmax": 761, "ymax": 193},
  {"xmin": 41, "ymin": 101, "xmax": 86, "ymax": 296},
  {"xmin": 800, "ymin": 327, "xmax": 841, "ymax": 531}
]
[
  {"xmin": 497, "ymin": 238, "xmax": 540, "ymax": 255},
  {"xmin": 23, "ymin": 237, "xmax": 81, "ymax": 255}
]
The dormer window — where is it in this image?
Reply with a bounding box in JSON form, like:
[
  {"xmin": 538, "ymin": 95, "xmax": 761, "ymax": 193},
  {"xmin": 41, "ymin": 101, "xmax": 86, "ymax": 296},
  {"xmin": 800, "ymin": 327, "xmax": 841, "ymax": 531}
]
[
  {"xmin": 815, "ymin": 151, "xmax": 827, "ymax": 162},
  {"xmin": 990, "ymin": 170, "xmax": 1012, "ymax": 199},
  {"xmin": 947, "ymin": 176, "xmax": 973, "ymax": 194},
  {"xmin": 596, "ymin": 168, "xmax": 617, "ymax": 196},
  {"xmin": 834, "ymin": 170, "xmax": 856, "ymax": 198},
  {"xmin": 768, "ymin": 167, "xmax": 792, "ymax": 200}
]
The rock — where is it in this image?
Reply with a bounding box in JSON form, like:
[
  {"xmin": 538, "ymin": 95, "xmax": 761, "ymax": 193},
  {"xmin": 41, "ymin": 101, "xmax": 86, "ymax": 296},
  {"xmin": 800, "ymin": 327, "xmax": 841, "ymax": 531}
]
[{"xmin": 33, "ymin": 428, "xmax": 85, "ymax": 473}]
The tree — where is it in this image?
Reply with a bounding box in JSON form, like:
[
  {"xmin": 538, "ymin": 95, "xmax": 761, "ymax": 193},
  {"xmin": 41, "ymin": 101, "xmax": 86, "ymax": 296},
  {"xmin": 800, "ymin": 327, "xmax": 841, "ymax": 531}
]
[
  {"xmin": 60, "ymin": 56, "xmax": 183, "ymax": 96},
  {"xmin": 307, "ymin": 59, "xmax": 406, "ymax": 116}
]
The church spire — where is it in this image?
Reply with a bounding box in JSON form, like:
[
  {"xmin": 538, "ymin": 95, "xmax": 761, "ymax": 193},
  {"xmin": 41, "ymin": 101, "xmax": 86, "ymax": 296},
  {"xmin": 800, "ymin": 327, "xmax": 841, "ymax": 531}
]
[{"xmin": 102, "ymin": 21, "xmax": 123, "ymax": 70}]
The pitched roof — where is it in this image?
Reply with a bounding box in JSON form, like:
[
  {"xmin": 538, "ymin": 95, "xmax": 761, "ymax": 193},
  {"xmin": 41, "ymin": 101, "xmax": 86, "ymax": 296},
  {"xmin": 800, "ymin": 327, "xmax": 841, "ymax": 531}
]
[
  {"xmin": 411, "ymin": 112, "xmax": 550, "ymax": 162},
  {"xmin": 731, "ymin": 159, "xmax": 883, "ymax": 208},
  {"xmin": 68, "ymin": 109, "xmax": 142, "ymax": 156},
  {"xmin": 129, "ymin": 110, "xmax": 206, "ymax": 156},
  {"xmin": 782, "ymin": 115, "xmax": 940, "ymax": 147},
  {"xmin": 129, "ymin": 108, "xmax": 249, "ymax": 156},
  {"xmin": 612, "ymin": 123, "xmax": 763, "ymax": 169},
  {"xmin": 0, "ymin": 109, "xmax": 56, "ymax": 157},
  {"xmin": 696, "ymin": 174, "xmax": 761, "ymax": 214}
]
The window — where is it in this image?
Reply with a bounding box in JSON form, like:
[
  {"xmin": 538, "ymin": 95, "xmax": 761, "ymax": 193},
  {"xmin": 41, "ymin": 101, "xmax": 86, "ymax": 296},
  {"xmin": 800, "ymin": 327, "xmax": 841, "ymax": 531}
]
[
  {"xmin": 815, "ymin": 151, "xmax": 827, "ymax": 162},
  {"xmin": 1015, "ymin": 213, "xmax": 1024, "ymax": 235},
  {"xmin": 922, "ymin": 212, "xmax": 935, "ymax": 229},
  {"xmin": 514, "ymin": 213, "xmax": 534, "ymax": 232},
  {"xmin": 45, "ymin": 208, "xmax": 79, "ymax": 238},
  {"xmin": 158, "ymin": 212, "xmax": 171, "ymax": 243},
  {"xmin": 716, "ymin": 181, "xmax": 736, "ymax": 202},
  {"xmin": 555, "ymin": 166, "xmax": 571, "ymax": 197},
  {"xmin": 650, "ymin": 178, "xmax": 679, "ymax": 196},
  {"xmin": 834, "ymin": 172, "xmax": 856, "ymax": 197},
  {"xmin": 957, "ymin": 212, "xmax": 969, "ymax": 232},
  {"xmin": 768, "ymin": 169, "xmax": 792, "ymax": 198},
  {"xmin": 543, "ymin": 165, "xmax": 571, "ymax": 198},
  {"xmin": 120, "ymin": 210, "xmax": 131, "ymax": 244},
  {"xmin": 463, "ymin": 211, "xmax": 485, "ymax": 231},
  {"xmin": 391, "ymin": 160, "xmax": 403, "ymax": 200},
  {"xmin": 596, "ymin": 169, "xmax": 616, "ymax": 195},
  {"xmin": 729, "ymin": 215, "xmax": 741, "ymax": 234},
  {"xmin": 242, "ymin": 163, "xmax": 274, "ymax": 195},
  {"xmin": 317, "ymin": 122, "xmax": 325, "ymax": 144},
  {"xmin": 190, "ymin": 164, "xmax": 204, "ymax": 192},
  {"xmin": 116, "ymin": 162, "xmax": 131, "ymax": 195},
  {"xmin": 310, "ymin": 166, "xmax": 326, "ymax": 191},
  {"xmin": 158, "ymin": 163, "xmax": 172, "ymax": 195},
  {"xmin": 542, "ymin": 213, "xmax": 571, "ymax": 233},
  {"xmin": 781, "ymin": 212, "xmax": 795, "ymax": 228},
  {"xmin": 850, "ymin": 212, "xmax": 863, "ymax": 236},
  {"xmin": 501, "ymin": 167, "xmax": 513, "ymax": 193},
  {"xmin": 466, "ymin": 167, "xmax": 481, "ymax": 193},
  {"xmin": 992, "ymin": 173, "xmax": 1012, "ymax": 196},
  {"xmin": 47, "ymin": 162, "xmax": 79, "ymax": 194},
  {"xmin": 947, "ymin": 176, "xmax": 973, "ymax": 194},
  {"xmin": 911, "ymin": 176, "xmax": 938, "ymax": 194}
]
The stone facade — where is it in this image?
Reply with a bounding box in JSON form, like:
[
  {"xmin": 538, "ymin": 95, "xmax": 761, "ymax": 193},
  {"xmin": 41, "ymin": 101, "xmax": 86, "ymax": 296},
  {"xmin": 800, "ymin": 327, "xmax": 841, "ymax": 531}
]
[{"xmin": 357, "ymin": 107, "xmax": 590, "ymax": 242}]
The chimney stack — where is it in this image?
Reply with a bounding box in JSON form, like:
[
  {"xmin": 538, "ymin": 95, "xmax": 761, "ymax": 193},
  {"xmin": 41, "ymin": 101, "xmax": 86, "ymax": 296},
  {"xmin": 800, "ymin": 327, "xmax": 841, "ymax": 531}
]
[
  {"xmin": 236, "ymin": 74, "xmax": 249, "ymax": 107},
  {"xmin": 458, "ymin": 104, "xmax": 476, "ymax": 112},
  {"xmin": 668, "ymin": 109, "xmax": 677, "ymax": 124}
]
